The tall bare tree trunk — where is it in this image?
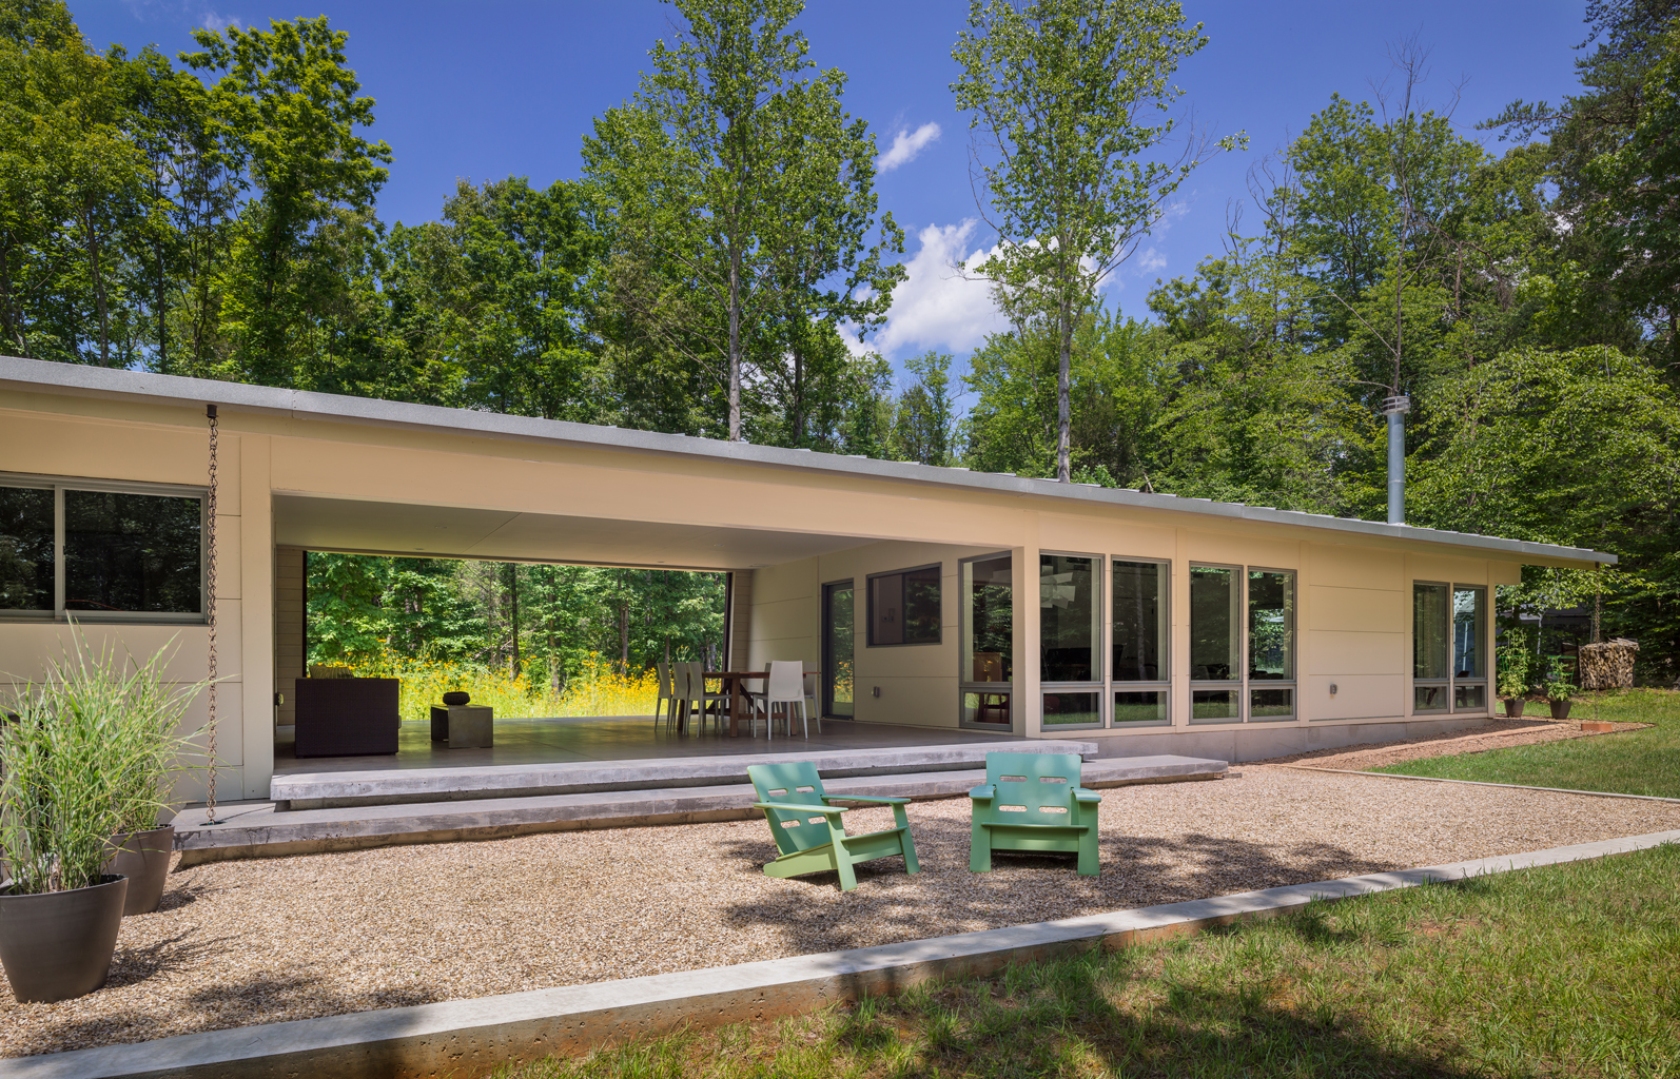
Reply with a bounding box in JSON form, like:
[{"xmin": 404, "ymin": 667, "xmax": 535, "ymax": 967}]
[
  {"xmin": 1056, "ymin": 293, "xmax": 1073, "ymax": 483},
  {"xmin": 729, "ymin": 243, "xmax": 742, "ymax": 441},
  {"xmin": 618, "ymin": 604, "xmax": 631, "ymax": 673}
]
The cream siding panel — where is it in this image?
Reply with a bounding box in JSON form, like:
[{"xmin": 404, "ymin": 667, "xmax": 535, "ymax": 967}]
[
  {"xmin": 1304, "ymin": 674, "xmax": 1406, "ymax": 720},
  {"xmin": 1309, "ymin": 543, "xmax": 1403, "ymax": 590},
  {"xmin": 1309, "ymin": 585, "xmax": 1406, "ymax": 632},
  {"xmin": 1307, "ymin": 630, "xmax": 1405, "ymax": 675}
]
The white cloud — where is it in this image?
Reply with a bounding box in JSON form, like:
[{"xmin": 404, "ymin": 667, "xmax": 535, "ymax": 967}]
[
  {"xmin": 854, "ymin": 220, "xmax": 1008, "ymax": 358},
  {"xmin": 876, "ymin": 122, "xmax": 942, "ymax": 173},
  {"xmin": 202, "ymin": 11, "xmax": 242, "ymax": 31}
]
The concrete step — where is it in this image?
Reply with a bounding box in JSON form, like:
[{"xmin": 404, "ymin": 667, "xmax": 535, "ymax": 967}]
[
  {"xmin": 184, "ymin": 754, "xmax": 1224, "ymax": 864},
  {"xmin": 270, "ymin": 740, "xmax": 1103, "ymax": 809}
]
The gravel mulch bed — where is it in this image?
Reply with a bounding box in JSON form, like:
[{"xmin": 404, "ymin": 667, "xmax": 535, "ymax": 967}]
[{"xmin": 6, "ymin": 767, "xmax": 1680, "ymax": 1059}]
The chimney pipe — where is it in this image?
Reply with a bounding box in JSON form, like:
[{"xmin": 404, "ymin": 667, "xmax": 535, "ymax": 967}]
[{"xmin": 1383, "ymin": 395, "xmax": 1411, "ymax": 525}]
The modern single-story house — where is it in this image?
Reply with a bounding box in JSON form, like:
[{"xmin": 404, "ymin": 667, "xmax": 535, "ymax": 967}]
[{"xmin": 0, "ymin": 355, "xmax": 1614, "ymax": 800}]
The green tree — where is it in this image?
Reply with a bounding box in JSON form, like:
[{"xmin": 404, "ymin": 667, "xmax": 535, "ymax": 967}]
[
  {"xmin": 952, "ymin": 0, "xmax": 1238, "ymax": 481},
  {"xmin": 891, "ymin": 351, "xmax": 957, "ymax": 465},
  {"xmin": 585, "ymin": 0, "xmax": 900, "ymax": 443},
  {"xmin": 183, "ymin": 16, "xmax": 391, "ymax": 389}
]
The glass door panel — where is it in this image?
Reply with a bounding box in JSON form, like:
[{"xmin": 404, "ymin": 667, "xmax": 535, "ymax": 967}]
[
  {"xmin": 823, "ymin": 581, "xmax": 854, "ymax": 718},
  {"xmin": 961, "ymin": 554, "xmax": 1013, "ymax": 728}
]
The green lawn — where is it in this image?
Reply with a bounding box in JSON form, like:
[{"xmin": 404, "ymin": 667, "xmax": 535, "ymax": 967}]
[
  {"xmin": 498, "ymin": 845, "xmax": 1680, "ymax": 1079},
  {"xmin": 1371, "ymin": 688, "xmax": 1680, "ymax": 797}
]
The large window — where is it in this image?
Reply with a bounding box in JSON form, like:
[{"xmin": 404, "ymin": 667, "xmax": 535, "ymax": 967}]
[
  {"xmin": 1190, "ymin": 563, "xmax": 1297, "ymax": 723},
  {"xmin": 1414, "ymin": 582, "xmax": 1487, "ymax": 713},
  {"xmin": 960, "ymin": 554, "xmax": 1013, "ymax": 728},
  {"xmin": 1112, "ymin": 559, "xmax": 1168, "ymax": 725},
  {"xmin": 1041, "ymin": 554, "xmax": 1101, "ymax": 727},
  {"xmin": 868, "ymin": 564, "xmax": 941, "ymax": 646},
  {"xmin": 1190, "ymin": 565, "xmax": 1240, "ymax": 721},
  {"xmin": 0, "ymin": 479, "xmax": 203, "ymax": 620},
  {"xmin": 1248, "ymin": 570, "xmax": 1296, "ymax": 720}
]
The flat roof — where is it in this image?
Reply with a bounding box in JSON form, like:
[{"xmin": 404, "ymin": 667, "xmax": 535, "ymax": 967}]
[{"xmin": 0, "ymin": 354, "xmax": 1615, "ymax": 567}]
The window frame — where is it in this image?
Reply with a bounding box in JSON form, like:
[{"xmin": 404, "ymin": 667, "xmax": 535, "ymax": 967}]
[
  {"xmin": 0, "ymin": 471, "xmax": 208, "ymax": 624},
  {"xmin": 1039, "ymin": 550, "xmax": 1104, "ymax": 730},
  {"xmin": 1246, "ymin": 566, "xmax": 1298, "ymax": 722},
  {"xmin": 865, "ymin": 562, "xmax": 943, "ymax": 647},
  {"xmin": 1109, "ymin": 555, "xmax": 1171, "ymax": 727},
  {"xmin": 1412, "ymin": 579, "xmax": 1489, "ymax": 716},
  {"xmin": 1188, "ymin": 561, "xmax": 1243, "ymax": 724}
]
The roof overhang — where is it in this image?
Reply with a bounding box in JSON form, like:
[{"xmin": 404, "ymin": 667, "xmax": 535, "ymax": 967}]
[{"xmin": 0, "ymin": 355, "xmax": 1617, "ymax": 570}]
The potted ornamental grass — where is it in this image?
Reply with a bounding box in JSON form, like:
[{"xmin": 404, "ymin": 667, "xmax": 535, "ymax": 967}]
[
  {"xmin": 1544, "ymin": 655, "xmax": 1578, "ymax": 720},
  {"xmin": 101, "ymin": 644, "xmax": 199, "ymax": 918},
  {"xmin": 1496, "ymin": 632, "xmax": 1534, "ymax": 718},
  {"xmin": 0, "ymin": 635, "xmax": 199, "ymax": 1003}
]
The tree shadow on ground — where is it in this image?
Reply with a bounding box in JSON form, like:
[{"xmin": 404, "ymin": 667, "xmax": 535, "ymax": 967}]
[
  {"xmin": 715, "ymin": 810, "xmax": 1398, "ymax": 956},
  {"xmin": 838, "ymin": 953, "xmax": 1501, "ymax": 1079}
]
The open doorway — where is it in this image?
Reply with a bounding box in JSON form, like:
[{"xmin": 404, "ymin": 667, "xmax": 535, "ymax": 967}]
[{"xmin": 822, "ymin": 579, "xmax": 854, "ymax": 719}]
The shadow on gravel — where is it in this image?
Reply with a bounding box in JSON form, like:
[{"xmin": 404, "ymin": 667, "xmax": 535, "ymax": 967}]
[{"xmin": 716, "ymin": 812, "xmax": 1394, "ymax": 955}]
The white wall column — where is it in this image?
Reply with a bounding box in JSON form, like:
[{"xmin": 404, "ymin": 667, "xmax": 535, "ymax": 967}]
[{"xmin": 1015, "ymin": 537, "xmax": 1041, "ymax": 737}]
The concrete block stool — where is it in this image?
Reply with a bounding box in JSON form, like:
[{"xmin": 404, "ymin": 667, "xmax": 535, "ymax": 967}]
[{"xmin": 430, "ymin": 704, "xmax": 494, "ymax": 749}]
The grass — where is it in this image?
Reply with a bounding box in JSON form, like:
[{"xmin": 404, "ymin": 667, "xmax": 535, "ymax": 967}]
[
  {"xmin": 350, "ymin": 653, "xmax": 660, "ymax": 722},
  {"xmin": 1372, "ymin": 688, "xmax": 1680, "ymax": 798},
  {"xmin": 494, "ymin": 844, "xmax": 1680, "ymax": 1079}
]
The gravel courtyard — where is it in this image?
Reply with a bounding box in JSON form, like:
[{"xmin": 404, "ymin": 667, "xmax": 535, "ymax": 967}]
[{"xmin": 6, "ymin": 766, "xmax": 1680, "ymax": 1058}]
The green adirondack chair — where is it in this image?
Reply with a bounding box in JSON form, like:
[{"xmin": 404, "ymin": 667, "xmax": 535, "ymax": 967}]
[
  {"xmin": 969, "ymin": 752, "xmax": 1102, "ymax": 876},
  {"xmin": 747, "ymin": 761, "xmax": 920, "ymax": 892}
]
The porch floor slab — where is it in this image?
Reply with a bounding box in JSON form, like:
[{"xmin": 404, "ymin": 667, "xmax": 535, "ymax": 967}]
[
  {"xmin": 185, "ymin": 755, "xmax": 1225, "ymax": 863},
  {"xmin": 274, "ymin": 717, "xmax": 1025, "ymax": 776},
  {"xmin": 271, "ymin": 735, "xmax": 1103, "ymax": 808}
]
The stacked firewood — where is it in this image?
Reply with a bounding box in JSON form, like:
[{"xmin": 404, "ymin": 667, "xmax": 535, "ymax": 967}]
[{"xmin": 1578, "ymin": 639, "xmax": 1638, "ymax": 690}]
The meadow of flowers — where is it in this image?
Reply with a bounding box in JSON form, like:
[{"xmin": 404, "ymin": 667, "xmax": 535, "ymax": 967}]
[{"xmin": 349, "ymin": 653, "xmax": 661, "ymax": 722}]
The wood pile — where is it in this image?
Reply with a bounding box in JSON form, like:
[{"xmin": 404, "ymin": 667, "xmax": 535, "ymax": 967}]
[{"xmin": 1578, "ymin": 638, "xmax": 1638, "ymax": 690}]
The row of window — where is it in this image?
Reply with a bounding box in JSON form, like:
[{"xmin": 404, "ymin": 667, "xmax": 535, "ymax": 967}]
[
  {"xmin": 1, "ymin": 482, "xmax": 205, "ymax": 618},
  {"xmin": 864, "ymin": 552, "xmax": 1491, "ymax": 730}
]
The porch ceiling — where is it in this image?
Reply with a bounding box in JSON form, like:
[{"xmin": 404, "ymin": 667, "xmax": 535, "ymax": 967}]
[{"xmin": 272, "ymin": 494, "xmax": 870, "ymax": 571}]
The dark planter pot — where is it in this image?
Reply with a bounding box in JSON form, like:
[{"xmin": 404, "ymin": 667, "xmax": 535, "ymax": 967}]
[
  {"xmin": 0, "ymin": 874, "xmax": 128, "ymax": 1003},
  {"xmin": 1503, "ymin": 698, "xmax": 1526, "ymax": 718},
  {"xmin": 1550, "ymin": 699, "xmax": 1573, "ymax": 720},
  {"xmin": 104, "ymin": 825, "xmax": 174, "ymax": 916}
]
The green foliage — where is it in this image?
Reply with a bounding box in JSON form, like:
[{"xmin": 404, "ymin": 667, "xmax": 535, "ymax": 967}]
[
  {"xmin": 1496, "ymin": 628, "xmax": 1534, "ymax": 699},
  {"xmin": 1543, "ymin": 655, "xmax": 1579, "ymax": 703},
  {"xmin": 583, "ymin": 0, "xmax": 902, "ymax": 444},
  {"xmin": 0, "ymin": 633, "xmax": 201, "ymax": 894},
  {"xmin": 952, "ymin": 0, "xmax": 1238, "ymax": 481},
  {"xmin": 304, "ymin": 553, "xmax": 727, "ymax": 691}
]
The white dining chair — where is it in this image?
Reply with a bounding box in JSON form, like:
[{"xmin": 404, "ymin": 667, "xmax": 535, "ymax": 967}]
[
  {"xmin": 655, "ymin": 660, "xmax": 674, "ymax": 730},
  {"xmin": 754, "ymin": 660, "xmax": 812, "ymax": 739}
]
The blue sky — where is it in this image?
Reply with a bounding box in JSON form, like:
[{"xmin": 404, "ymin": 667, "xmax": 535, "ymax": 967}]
[{"xmin": 76, "ymin": 1, "xmax": 1592, "ymax": 372}]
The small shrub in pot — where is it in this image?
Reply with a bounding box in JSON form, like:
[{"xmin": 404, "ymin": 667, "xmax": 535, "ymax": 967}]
[
  {"xmin": 1543, "ymin": 656, "xmax": 1578, "ymax": 720},
  {"xmin": 1496, "ymin": 631, "xmax": 1534, "ymax": 717}
]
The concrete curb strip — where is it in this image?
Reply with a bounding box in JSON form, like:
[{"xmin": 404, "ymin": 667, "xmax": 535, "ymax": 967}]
[
  {"xmin": 1279, "ymin": 764, "xmax": 1680, "ymax": 803},
  {"xmin": 6, "ymin": 828, "xmax": 1678, "ymax": 1079}
]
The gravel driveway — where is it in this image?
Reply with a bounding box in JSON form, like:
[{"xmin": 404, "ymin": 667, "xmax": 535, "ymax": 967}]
[{"xmin": 6, "ymin": 766, "xmax": 1680, "ymax": 1059}]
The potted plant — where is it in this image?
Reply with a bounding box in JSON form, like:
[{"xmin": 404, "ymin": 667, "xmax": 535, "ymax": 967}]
[
  {"xmin": 0, "ymin": 636, "xmax": 199, "ymax": 1002},
  {"xmin": 1496, "ymin": 632, "xmax": 1533, "ymax": 718},
  {"xmin": 1544, "ymin": 656, "xmax": 1578, "ymax": 720},
  {"xmin": 103, "ymin": 644, "xmax": 199, "ymax": 917}
]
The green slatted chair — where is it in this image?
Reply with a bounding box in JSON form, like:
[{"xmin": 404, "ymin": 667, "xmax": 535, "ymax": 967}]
[
  {"xmin": 969, "ymin": 752, "xmax": 1102, "ymax": 876},
  {"xmin": 747, "ymin": 761, "xmax": 920, "ymax": 892}
]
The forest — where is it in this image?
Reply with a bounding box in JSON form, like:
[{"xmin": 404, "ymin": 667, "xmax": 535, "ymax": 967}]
[{"xmin": 3, "ymin": 0, "xmax": 1677, "ymax": 686}]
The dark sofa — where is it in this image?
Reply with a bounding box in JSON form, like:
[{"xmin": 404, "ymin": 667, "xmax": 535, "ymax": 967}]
[{"xmin": 293, "ymin": 678, "xmax": 400, "ymax": 757}]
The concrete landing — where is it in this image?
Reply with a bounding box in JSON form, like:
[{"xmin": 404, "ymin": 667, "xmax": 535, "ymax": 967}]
[
  {"xmin": 182, "ymin": 754, "xmax": 1223, "ymax": 864},
  {"xmin": 270, "ymin": 739, "xmax": 1102, "ymax": 809}
]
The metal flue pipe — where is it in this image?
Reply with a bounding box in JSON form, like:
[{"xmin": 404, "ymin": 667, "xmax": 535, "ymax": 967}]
[{"xmin": 1383, "ymin": 395, "xmax": 1411, "ymax": 525}]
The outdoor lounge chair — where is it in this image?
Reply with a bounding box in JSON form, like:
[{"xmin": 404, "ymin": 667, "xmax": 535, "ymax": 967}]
[
  {"xmin": 969, "ymin": 752, "xmax": 1102, "ymax": 876},
  {"xmin": 747, "ymin": 761, "xmax": 920, "ymax": 892}
]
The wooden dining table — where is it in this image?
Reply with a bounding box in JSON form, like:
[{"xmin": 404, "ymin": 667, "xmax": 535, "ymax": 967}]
[{"xmin": 701, "ymin": 670, "xmax": 765, "ymax": 737}]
